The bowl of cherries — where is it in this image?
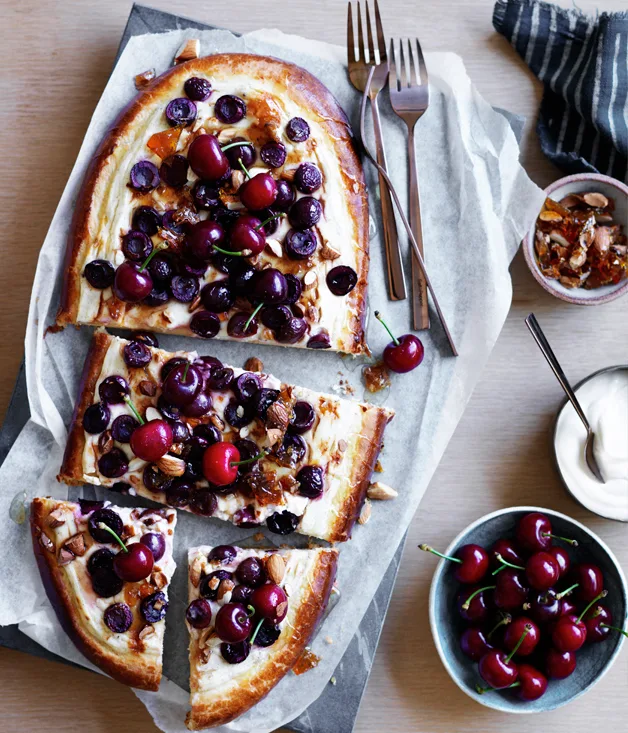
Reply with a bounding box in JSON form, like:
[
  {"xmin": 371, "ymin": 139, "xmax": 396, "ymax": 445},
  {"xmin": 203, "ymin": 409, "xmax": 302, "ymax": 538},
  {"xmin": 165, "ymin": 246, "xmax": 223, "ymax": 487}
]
[{"xmin": 425, "ymin": 507, "xmax": 627, "ymax": 713}]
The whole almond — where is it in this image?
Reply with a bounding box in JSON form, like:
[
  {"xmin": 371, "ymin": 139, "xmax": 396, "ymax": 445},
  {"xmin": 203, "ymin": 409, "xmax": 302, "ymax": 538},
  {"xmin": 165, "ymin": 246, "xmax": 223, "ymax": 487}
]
[
  {"xmin": 64, "ymin": 533, "xmax": 87, "ymax": 557},
  {"xmin": 358, "ymin": 499, "xmax": 372, "ymax": 525},
  {"xmin": 244, "ymin": 357, "xmax": 264, "ymax": 373},
  {"xmin": 139, "ymin": 625, "xmax": 155, "ymax": 640},
  {"xmin": 156, "ymin": 454, "xmax": 186, "ymax": 477},
  {"xmin": 217, "ymin": 578, "xmax": 235, "ymax": 602},
  {"xmin": 190, "ymin": 556, "xmax": 204, "ymax": 588},
  {"xmin": 367, "ymin": 481, "xmax": 398, "ymax": 501},
  {"xmin": 266, "ymin": 553, "xmax": 286, "ymax": 584},
  {"xmin": 47, "ymin": 508, "xmax": 66, "ymax": 528}
]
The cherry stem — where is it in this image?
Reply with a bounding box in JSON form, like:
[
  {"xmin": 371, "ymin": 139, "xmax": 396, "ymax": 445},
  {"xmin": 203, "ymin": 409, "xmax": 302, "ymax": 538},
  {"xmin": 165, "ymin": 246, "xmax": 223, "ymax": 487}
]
[
  {"xmin": 492, "ymin": 564, "xmax": 507, "ymax": 576},
  {"xmin": 555, "ymin": 582, "xmax": 579, "ymax": 600},
  {"xmin": 238, "ymin": 158, "xmax": 252, "ymax": 180},
  {"xmin": 246, "ymin": 605, "xmax": 256, "ymax": 618},
  {"xmin": 600, "ymin": 624, "xmax": 628, "ymax": 638},
  {"xmin": 578, "ymin": 590, "xmax": 608, "ymax": 623},
  {"xmin": 231, "ymin": 449, "xmax": 268, "ymax": 467},
  {"xmin": 541, "ymin": 532, "xmax": 578, "ymax": 547},
  {"xmin": 244, "ymin": 303, "xmax": 264, "ymax": 332},
  {"xmin": 212, "ymin": 244, "xmax": 245, "ymax": 257},
  {"xmin": 249, "ymin": 617, "xmax": 265, "ymax": 646},
  {"xmin": 374, "ymin": 310, "xmax": 400, "ymax": 347},
  {"xmin": 461, "ymin": 585, "xmax": 496, "ymax": 611},
  {"xmin": 591, "ymin": 606, "xmax": 604, "ymax": 619},
  {"xmin": 418, "ymin": 544, "xmax": 462, "ymax": 565},
  {"xmin": 220, "ymin": 141, "xmax": 254, "ymax": 153},
  {"xmin": 97, "ymin": 522, "xmax": 128, "ymax": 553},
  {"xmin": 487, "ymin": 613, "xmax": 512, "ymax": 640},
  {"xmin": 494, "ymin": 553, "xmax": 525, "ymax": 572},
  {"xmin": 255, "ymin": 213, "xmax": 285, "ymax": 231},
  {"xmin": 476, "ymin": 681, "xmax": 520, "ymax": 695},
  {"xmin": 124, "ymin": 396, "xmax": 145, "ymax": 426},
  {"xmin": 183, "ymin": 361, "xmax": 190, "ymax": 382},
  {"xmin": 139, "ymin": 242, "xmax": 168, "ymax": 273},
  {"xmin": 505, "ymin": 624, "xmax": 531, "ymax": 663}
]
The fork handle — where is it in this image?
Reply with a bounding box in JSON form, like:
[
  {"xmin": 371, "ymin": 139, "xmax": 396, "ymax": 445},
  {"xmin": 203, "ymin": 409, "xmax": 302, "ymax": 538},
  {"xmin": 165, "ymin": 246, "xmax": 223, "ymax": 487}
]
[
  {"xmin": 407, "ymin": 123, "xmax": 429, "ymax": 330},
  {"xmin": 370, "ymin": 95, "xmax": 406, "ymax": 301}
]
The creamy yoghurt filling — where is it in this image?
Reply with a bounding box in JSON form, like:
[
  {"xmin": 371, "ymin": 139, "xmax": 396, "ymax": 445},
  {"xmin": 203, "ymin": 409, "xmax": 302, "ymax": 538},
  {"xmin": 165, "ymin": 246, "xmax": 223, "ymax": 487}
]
[
  {"xmin": 187, "ymin": 546, "xmax": 317, "ymax": 687},
  {"xmin": 43, "ymin": 499, "xmax": 176, "ymax": 655},
  {"xmin": 79, "ymin": 335, "xmax": 367, "ymax": 540},
  {"xmin": 555, "ymin": 368, "xmax": 628, "ymax": 521},
  {"xmin": 76, "ymin": 70, "xmax": 363, "ymax": 351}
]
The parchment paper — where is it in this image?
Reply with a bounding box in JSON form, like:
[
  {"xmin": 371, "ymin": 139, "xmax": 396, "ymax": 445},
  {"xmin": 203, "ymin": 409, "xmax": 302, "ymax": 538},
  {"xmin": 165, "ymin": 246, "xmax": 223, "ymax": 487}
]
[{"xmin": 0, "ymin": 27, "xmax": 544, "ymax": 733}]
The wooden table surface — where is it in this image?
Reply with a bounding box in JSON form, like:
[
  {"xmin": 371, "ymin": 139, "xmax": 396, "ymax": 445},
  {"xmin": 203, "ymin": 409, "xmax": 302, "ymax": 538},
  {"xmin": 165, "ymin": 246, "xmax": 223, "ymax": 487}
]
[{"xmin": 2, "ymin": 0, "xmax": 627, "ymax": 730}]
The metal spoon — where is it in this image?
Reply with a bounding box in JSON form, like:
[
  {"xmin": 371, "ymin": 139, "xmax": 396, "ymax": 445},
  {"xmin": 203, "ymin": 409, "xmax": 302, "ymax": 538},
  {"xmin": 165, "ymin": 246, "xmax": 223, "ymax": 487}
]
[{"xmin": 525, "ymin": 313, "xmax": 605, "ymax": 483}]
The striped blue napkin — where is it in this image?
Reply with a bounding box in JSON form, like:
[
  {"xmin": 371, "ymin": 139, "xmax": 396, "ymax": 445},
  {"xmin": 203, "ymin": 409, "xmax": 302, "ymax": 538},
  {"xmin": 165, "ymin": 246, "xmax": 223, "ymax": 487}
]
[{"xmin": 493, "ymin": 0, "xmax": 627, "ymax": 183}]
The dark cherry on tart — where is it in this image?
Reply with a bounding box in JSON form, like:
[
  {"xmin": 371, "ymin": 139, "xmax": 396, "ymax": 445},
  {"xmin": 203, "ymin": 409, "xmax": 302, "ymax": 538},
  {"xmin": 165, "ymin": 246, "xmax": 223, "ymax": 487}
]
[
  {"xmin": 58, "ymin": 331, "xmax": 393, "ymax": 544},
  {"xmin": 57, "ymin": 55, "xmax": 369, "ymax": 355}
]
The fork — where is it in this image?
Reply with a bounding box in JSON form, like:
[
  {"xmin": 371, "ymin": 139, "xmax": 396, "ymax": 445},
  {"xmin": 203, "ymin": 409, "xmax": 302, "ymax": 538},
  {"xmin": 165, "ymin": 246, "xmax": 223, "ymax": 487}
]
[
  {"xmin": 347, "ymin": 0, "xmax": 406, "ymax": 302},
  {"xmin": 389, "ymin": 38, "xmax": 430, "ymax": 331}
]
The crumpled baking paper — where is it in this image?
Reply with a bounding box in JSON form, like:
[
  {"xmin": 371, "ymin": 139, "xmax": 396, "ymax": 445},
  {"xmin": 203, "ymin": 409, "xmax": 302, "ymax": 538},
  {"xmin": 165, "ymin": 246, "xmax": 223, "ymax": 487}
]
[{"xmin": 0, "ymin": 27, "xmax": 544, "ymax": 733}]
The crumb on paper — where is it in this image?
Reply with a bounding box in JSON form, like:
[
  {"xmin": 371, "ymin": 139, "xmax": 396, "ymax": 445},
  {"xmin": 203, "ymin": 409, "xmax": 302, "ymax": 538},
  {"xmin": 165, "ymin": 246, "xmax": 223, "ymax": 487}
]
[
  {"xmin": 244, "ymin": 356, "xmax": 264, "ymax": 373},
  {"xmin": 330, "ymin": 676, "xmax": 337, "ymax": 685},
  {"xmin": 134, "ymin": 69, "xmax": 156, "ymax": 89},
  {"xmin": 374, "ymin": 459, "xmax": 383, "ymax": 473},
  {"xmin": 174, "ymin": 39, "xmax": 200, "ymax": 64},
  {"xmin": 362, "ymin": 361, "xmax": 391, "ymax": 393},
  {"xmin": 324, "ymin": 635, "xmax": 333, "ymax": 645}
]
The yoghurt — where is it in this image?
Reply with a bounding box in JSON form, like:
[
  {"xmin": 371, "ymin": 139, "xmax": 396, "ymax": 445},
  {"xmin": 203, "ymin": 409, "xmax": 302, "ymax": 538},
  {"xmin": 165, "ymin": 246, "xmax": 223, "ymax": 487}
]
[{"xmin": 555, "ymin": 368, "xmax": 628, "ymax": 521}]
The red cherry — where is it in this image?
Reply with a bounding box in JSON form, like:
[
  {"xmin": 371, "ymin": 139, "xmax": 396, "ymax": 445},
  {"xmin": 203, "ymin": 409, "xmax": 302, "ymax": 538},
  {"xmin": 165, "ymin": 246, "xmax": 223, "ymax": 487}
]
[
  {"xmin": 230, "ymin": 217, "xmax": 266, "ymax": 255},
  {"xmin": 460, "ymin": 627, "xmax": 494, "ymax": 661},
  {"xmin": 572, "ymin": 563, "xmax": 604, "ymax": 602},
  {"xmin": 185, "ymin": 220, "xmax": 225, "ymax": 261},
  {"xmin": 546, "ymin": 648, "xmax": 576, "ymax": 679},
  {"xmin": 239, "ymin": 172, "xmax": 277, "ymax": 210},
  {"xmin": 113, "ymin": 542, "xmax": 154, "ymax": 582},
  {"xmin": 583, "ymin": 604, "xmax": 613, "ymax": 643},
  {"xmin": 494, "ymin": 568, "xmax": 529, "ymax": 610},
  {"xmin": 419, "ymin": 543, "xmax": 489, "ymax": 584},
  {"xmin": 503, "ymin": 616, "xmax": 540, "ymax": 656},
  {"xmin": 552, "ymin": 614, "xmax": 587, "ymax": 652},
  {"xmin": 560, "ymin": 598, "xmax": 577, "ymax": 617},
  {"xmin": 548, "ymin": 546, "xmax": 571, "ymax": 578},
  {"xmin": 516, "ymin": 664, "xmax": 548, "ymax": 701},
  {"xmin": 202, "ymin": 442, "xmax": 240, "ymax": 486},
  {"xmin": 188, "ymin": 134, "xmax": 230, "ymax": 180},
  {"xmin": 478, "ymin": 649, "xmax": 519, "ymax": 689},
  {"xmin": 214, "ymin": 603, "xmax": 252, "ymax": 643},
  {"xmin": 112, "ymin": 261, "xmax": 153, "ymax": 302},
  {"xmin": 250, "ymin": 583, "xmax": 288, "ymax": 623},
  {"xmin": 130, "ymin": 419, "xmax": 173, "ymax": 462},
  {"xmin": 515, "ymin": 512, "xmax": 577, "ymax": 553},
  {"xmin": 457, "ymin": 585, "xmax": 492, "ymax": 624},
  {"xmin": 525, "ymin": 551, "xmax": 560, "ymax": 591},
  {"xmin": 375, "ymin": 311, "xmax": 424, "ymax": 373},
  {"xmin": 489, "ymin": 538, "xmax": 523, "ymax": 570}
]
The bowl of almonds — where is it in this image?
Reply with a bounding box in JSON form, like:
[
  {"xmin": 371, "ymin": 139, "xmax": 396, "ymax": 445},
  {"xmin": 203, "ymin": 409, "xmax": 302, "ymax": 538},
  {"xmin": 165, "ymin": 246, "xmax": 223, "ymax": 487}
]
[{"xmin": 523, "ymin": 173, "xmax": 628, "ymax": 305}]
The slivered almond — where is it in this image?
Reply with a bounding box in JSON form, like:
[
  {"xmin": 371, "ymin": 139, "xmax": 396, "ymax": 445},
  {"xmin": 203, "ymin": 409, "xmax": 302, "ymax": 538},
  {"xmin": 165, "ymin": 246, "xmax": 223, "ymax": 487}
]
[
  {"xmin": 47, "ymin": 508, "xmax": 66, "ymax": 529},
  {"xmin": 266, "ymin": 239, "xmax": 283, "ymax": 258},
  {"xmin": 209, "ymin": 413, "xmax": 225, "ymax": 431},
  {"xmin": 57, "ymin": 547, "xmax": 75, "ymax": 566},
  {"xmin": 145, "ymin": 407, "xmax": 161, "ymax": 422},
  {"xmin": 583, "ymin": 192, "xmax": 608, "ymax": 208},
  {"xmin": 64, "ymin": 533, "xmax": 86, "ymax": 557},
  {"xmin": 319, "ymin": 240, "xmax": 341, "ymax": 260},
  {"xmin": 139, "ymin": 625, "xmax": 155, "ymax": 640},
  {"xmin": 303, "ymin": 271, "xmax": 317, "ymax": 289},
  {"xmin": 217, "ymin": 128, "xmax": 239, "ymax": 143},
  {"xmin": 174, "ymin": 39, "xmax": 200, "ymax": 64},
  {"xmin": 188, "ymin": 294, "xmax": 202, "ymax": 313},
  {"xmin": 98, "ymin": 430, "xmax": 114, "ymax": 455},
  {"xmin": 306, "ymin": 305, "xmax": 320, "ymax": 323},
  {"xmin": 39, "ymin": 532, "xmax": 55, "ymax": 553},
  {"xmin": 190, "ymin": 556, "xmax": 204, "ymax": 588},
  {"xmin": 367, "ymin": 481, "xmax": 398, "ymax": 500},
  {"xmin": 156, "ymin": 454, "xmax": 186, "ymax": 477},
  {"xmin": 231, "ymin": 170, "xmax": 245, "ymax": 192},
  {"xmin": 217, "ymin": 579, "xmax": 235, "ymax": 602},
  {"xmin": 152, "ymin": 571, "xmax": 168, "ymax": 590},
  {"xmin": 358, "ymin": 499, "xmax": 372, "ymax": 525},
  {"xmin": 266, "ymin": 554, "xmax": 285, "ymax": 584}
]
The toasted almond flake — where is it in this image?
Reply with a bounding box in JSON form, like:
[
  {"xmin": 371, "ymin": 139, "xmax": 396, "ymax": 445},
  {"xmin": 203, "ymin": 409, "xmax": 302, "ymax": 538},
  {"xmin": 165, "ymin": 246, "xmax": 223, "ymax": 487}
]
[
  {"xmin": 358, "ymin": 499, "xmax": 372, "ymax": 525},
  {"xmin": 208, "ymin": 576, "xmax": 220, "ymax": 591},
  {"xmin": 145, "ymin": 407, "xmax": 161, "ymax": 422},
  {"xmin": 337, "ymin": 439, "xmax": 347, "ymax": 453},
  {"xmin": 39, "ymin": 532, "xmax": 55, "ymax": 553},
  {"xmin": 244, "ymin": 357, "xmax": 264, "ymax": 373},
  {"xmin": 236, "ymin": 405, "xmax": 245, "ymax": 418},
  {"xmin": 306, "ymin": 305, "xmax": 320, "ymax": 323},
  {"xmin": 210, "ymin": 413, "xmax": 225, "ymax": 431},
  {"xmin": 549, "ymin": 230, "xmax": 571, "ymax": 247},
  {"xmin": 169, "ymin": 442, "xmax": 184, "ymax": 456},
  {"xmin": 47, "ymin": 508, "xmax": 66, "ymax": 529},
  {"xmin": 559, "ymin": 194, "xmax": 581, "ymax": 208},
  {"xmin": 231, "ymin": 170, "xmax": 245, "ymax": 192},
  {"xmin": 217, "ymin": 128, "xmax": 239, "ymax": 143},
  {"xmin": 239, "ymin": 425, "xmax": 250, "ymax": 438},
  {"xmin": 57, "ymin": 547, "xmax": 75, "ymax": 566},
  {"xmin": 303, "ymin": 271, "xmax": 318, "ymax": 288},
  {"xmin": 190, "ymin": 556, "xmax": 204, "ymax": 588},
  {"xmin": 276, "ymin": 601, "xmax": 288, "ymax": 618},
  {"xmin": 266, "ymin": 554, "xmax": 286, "ymax": 584},
  {"xmin": 64, "ymin": 533, "xmax": 87, "ymax": 556},
  {"xmin": 217, "ymin": 578, "xmax": 235, "ymax": 602},
  {"xmin": 188, "ymin": 294, "xmax": 202, "ymax": 313},
  {"xmin": 139, "ymin": 624, "xmax": 155, "ymax": 640},
  {"xmin": 374, "ymin": 459, "xmax": 383, "ymax": 473},
  {"xmin": 198, "ymin": 627, "xmax": 217, "ymax": 650},
  {"xmin": 319, "ymin": 240, "xmax": 341, "ymax": 260},
  {"xmin": 583, "ymin": 192, "xmax": 609, "ymax": 209},
  {"xmin": 152, "ymin": 570, "xmax": 168, "ymax": 590},
  {"xmin": 134, "ymin": 68, "xmax": 156, "ymax": 89},
  {"xmin": 156, "ymin": 454, "xmax": 186, "ymax": 477},
  {"xmin": 98, "ymin": 430, "xmax": 114, "ymax": 455},
  {"xmin": 367, "ymin": 481, "xmax": 398, "ymax": 500},
  {"xmin": 266, "ymin": 239, "xmax": 283, "ymax": 258},
  {"xmin": 539, "ymin": 210, "xmax": 563, "ymax": 222},
  {"xmin": 266, "ymin": 428, "xmax": 283, "ymax": 447},
  {"xmin": 174, "ymin": 39, "xmax": 200, "ymax": 64}
]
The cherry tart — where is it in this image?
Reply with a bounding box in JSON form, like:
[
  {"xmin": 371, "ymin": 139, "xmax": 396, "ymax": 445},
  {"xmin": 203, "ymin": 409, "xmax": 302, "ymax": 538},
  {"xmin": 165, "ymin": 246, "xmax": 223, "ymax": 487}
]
[
  {"xmin": 58, "ymin": 331, "xmax": 392, "ymax": 543},
  {"xmin": 185, "ymin": 544, "xmax": 337, "ymax": 730},
  {"xmin": 30, "ymin": 497, "xmax": 176, "ymax": 691},
  {"xmin": 55, "ymin": 53, "xmax": 369, "ymax": 355}
]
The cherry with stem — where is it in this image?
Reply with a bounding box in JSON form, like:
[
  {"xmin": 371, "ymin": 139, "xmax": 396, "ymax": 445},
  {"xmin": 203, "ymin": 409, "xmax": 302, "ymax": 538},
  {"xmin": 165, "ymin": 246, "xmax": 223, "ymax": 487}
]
[
  {"xmin": 97, "ymin": 522, "xmax": 154, "ymax": 582},
  {"xmin": 462, "ymin": 584, "xmax": 496, "ymax": 611},
  {"xmin": 375, "ymin": 311, "xmax": 424, "ymax": 373}
]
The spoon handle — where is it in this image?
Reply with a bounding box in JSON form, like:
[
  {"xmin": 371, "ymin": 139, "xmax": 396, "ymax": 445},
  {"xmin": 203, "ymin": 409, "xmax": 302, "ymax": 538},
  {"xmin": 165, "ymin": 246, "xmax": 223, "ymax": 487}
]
[{"xmin": 525, "ymin": 314, "xmax": 591, "ymax": 433}]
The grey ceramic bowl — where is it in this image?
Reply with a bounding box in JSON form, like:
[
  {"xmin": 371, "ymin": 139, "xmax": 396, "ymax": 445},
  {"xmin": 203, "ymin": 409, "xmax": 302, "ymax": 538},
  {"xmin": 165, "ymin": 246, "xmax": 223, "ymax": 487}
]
[
  {"xmin": 552, "ymin": 365, "xmax": 628, "ymax": 522},
  {"xmin": 428, "ymin": 506, "xmax": 627, "ymax": 713},
  {"xmin": 522, "ymin": 173, "xmax": 628, "ymax": 305}
]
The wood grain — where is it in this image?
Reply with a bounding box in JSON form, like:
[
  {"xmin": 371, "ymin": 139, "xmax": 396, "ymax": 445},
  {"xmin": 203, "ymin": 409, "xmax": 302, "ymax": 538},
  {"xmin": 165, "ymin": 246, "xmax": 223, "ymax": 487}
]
[{"xmin": 2, "ymin": 1, "xmax": 627, "ymax": 731}]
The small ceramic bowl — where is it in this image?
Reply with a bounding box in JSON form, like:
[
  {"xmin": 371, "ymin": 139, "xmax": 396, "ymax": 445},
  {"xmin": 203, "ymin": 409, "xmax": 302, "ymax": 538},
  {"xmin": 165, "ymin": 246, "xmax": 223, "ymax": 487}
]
[
  {"xmin": 428, "ymin": 506, "xmax": 627, "ymax": 713},
  {"xmin": 553, "ymin": 365, "xmax": 628, "ymax": 522},
  {"xmin": 523, "ymin": 173, "xmax": 628, "ymax": 305}
]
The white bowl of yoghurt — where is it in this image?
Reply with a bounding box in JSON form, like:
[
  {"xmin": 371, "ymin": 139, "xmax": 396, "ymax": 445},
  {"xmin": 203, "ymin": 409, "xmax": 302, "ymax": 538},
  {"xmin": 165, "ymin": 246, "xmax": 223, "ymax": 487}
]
[{"xmin": 554, "ymin": 366, "xmax": 628, "ymax": 521}]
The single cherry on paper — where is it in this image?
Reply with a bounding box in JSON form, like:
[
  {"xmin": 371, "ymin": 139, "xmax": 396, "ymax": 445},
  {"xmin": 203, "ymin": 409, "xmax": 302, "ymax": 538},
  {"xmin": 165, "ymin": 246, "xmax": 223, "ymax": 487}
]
[
  {"xmin": 419, "ymin": 543, "xmax": 489, "ymax": 584},
  {"xmin": 374, "ymin": 311, "xmax": 424, "ymax": 373}
]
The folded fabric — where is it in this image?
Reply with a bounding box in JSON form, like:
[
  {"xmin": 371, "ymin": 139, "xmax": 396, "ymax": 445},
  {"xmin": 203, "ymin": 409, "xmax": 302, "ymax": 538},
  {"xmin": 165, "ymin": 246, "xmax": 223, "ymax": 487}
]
[{"xmin": 494, "ymin": 0, "xmax": 627, "ymax": 182}]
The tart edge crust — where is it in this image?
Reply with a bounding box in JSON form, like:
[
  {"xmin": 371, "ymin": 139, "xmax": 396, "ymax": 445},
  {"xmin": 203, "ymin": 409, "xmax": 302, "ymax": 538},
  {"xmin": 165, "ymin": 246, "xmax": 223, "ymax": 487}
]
[
  {"xmin": 55, "ymin": 52, "xmax": 369, "ymax": 355},
  {"xmin": 30, "ymin": 496, "xmax": 162, "ymax": 691},
  {"xmin": 186, "ymin": 547, "xmax": 338, "ymax": 730}
]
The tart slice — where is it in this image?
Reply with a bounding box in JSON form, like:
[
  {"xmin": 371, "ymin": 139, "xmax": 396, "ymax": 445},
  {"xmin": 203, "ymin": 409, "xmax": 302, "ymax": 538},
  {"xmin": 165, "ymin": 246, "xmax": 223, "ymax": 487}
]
[
  {"xmin": 31, "ymin": 496, "xmax": 177, "ymax": 690},
  {"xmin": 58, "ymin": 331, "xmax": 393, "ymax": 543},
  {"xmin": 56, "ymin": 53, "xmax": 369, "ymax": 355},
  {"xmin": 185, "ymin": 544, "xmax": 338, "ymax": 729}
]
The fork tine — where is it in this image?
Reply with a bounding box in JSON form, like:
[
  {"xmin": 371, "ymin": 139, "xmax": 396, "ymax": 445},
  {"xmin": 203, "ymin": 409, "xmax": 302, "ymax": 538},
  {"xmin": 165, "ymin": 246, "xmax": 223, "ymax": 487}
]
[
  {"xmin": 347, "ymin": 3, "xmax": 356, "ymax": 63},
  {"xmin": 388, "ymin": 38, "xmax": 398, "ymax": 92},
  {"xmin": 374, "ymin": 0, "xmax": 387, "ymax": 61},
  {"xmin": 407, "ymin": 38, "xmax": 419, "ymax": 87},
  {"xmin": 365, "ymin": 2, "xmax": 376, "ymax": 64},
  {"xmin": 357, "ymin": 2, "xmax": 365, "ymax": 64},
  {"xmin": 414, "ymin": 37, "xmax": 429, "ymax": 86},
  {"xmin": 398, "ymin": 36, "xmax": 408, "ymax": 89}
]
